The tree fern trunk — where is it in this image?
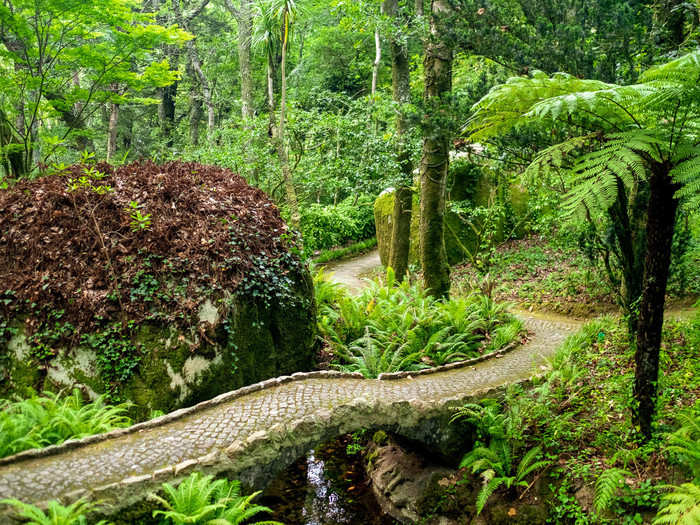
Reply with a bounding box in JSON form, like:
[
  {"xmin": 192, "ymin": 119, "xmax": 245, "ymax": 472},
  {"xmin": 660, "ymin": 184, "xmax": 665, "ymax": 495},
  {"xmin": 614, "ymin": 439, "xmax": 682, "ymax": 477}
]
[{"xmin": 634, "ymin": 163, "xmax": 679, "ymax": 439}]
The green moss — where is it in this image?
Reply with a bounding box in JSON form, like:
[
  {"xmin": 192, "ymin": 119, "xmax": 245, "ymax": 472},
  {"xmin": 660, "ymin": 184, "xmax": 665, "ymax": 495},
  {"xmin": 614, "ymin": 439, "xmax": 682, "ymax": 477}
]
[
  {"xmin": 372, "ymin": 430, "xmax": 388, "ymax": 445},
  {"xmin": 2, "ymin": 269, "xmax": 316, "ymax": 422}
]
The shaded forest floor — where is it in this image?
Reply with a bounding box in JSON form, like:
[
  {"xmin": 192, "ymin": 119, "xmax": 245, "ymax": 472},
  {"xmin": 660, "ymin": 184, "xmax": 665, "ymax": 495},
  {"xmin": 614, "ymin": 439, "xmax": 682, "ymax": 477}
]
[{"xmin": 451, "ymin": 236, "xmax": 699, "ymax": 318}]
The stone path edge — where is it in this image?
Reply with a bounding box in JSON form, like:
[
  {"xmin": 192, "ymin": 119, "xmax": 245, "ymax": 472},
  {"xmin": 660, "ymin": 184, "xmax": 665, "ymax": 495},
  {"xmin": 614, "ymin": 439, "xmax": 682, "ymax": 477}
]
[{"xmin": 0, "ymin": 336, "xmax": 531, "ymax": 468}]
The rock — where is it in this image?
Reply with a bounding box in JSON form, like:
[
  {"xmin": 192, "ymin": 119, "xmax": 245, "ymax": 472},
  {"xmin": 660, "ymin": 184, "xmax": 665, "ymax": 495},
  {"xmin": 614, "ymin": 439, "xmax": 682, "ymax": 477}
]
[
  {"xmin": 374, "ymin": 161, "xmax": 529, "ymax": 268},
  {"xmin": 366, "ymin": 436, "xmax": 453, "ymax": 524},
  {"xmin": 0, "ymin": 161, "xmax": 316, "ymax": 419}
]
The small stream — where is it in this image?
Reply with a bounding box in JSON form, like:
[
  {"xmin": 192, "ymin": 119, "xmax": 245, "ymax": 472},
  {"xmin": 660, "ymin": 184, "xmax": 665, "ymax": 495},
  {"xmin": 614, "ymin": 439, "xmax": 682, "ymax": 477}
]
[{"xmin": 261, "ymin": 435, "xmax": 396, "ymax": 525}]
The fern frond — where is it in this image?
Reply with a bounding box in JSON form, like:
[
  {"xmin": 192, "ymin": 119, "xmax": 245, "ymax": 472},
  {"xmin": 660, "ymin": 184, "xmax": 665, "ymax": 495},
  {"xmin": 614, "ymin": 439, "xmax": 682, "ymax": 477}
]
[
  {"xmin": 653, "ymin": 483, "xmax": 700, "ymax": 525},
  {"xmin": 594, "ymin": 467, "xmax": 632, "ymax": 514},
  {"xmin": 475, "ymin": 476, "xmax": 505, "ymax": 515}
]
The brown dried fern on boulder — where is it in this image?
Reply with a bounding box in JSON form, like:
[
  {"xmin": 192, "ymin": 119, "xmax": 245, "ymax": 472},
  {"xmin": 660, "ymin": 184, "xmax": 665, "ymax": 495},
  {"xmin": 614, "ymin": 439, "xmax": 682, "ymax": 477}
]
[{"xmin": 0, "ymin": 160, "xmax": 303, "ymax": 343}]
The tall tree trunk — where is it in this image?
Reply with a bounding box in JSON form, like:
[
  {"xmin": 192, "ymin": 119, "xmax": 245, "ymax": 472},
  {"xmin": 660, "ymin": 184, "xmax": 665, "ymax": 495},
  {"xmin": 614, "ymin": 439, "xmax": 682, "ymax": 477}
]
[
  {"xmin": 634, "ymin": 164, "xmax": 679, "ymax": 439},
  {"xmin": 371, "ymin": 6, "xmax": 382, "ymax": 98},
  {"xmin": 236, "ymin": 0, "xmax": 254, "ymax": 120},
  {"xmin": 187, "ymin": 39, "xmax": 215, "ymax": 136},
  {"xmin": 106, "ymin": 101, "xmax": 119, "ymax": 162},
  {"xmin": 419, "ymin": 0, "xmax": 453, "ymax": 298},
  {"xmin": 275, "ymin": 8, "xmax": 301, "ymax": 235},
  {"xmin": 188, "ymin": 58, "xmax": 203, "ymax": 146},
  {"xmin": 161, "ymin": 56, "xmax": 179, "ymax": 148},
  {"xmin": 385, "ymin": 0, "xmax": 413, "ymax": 282}
]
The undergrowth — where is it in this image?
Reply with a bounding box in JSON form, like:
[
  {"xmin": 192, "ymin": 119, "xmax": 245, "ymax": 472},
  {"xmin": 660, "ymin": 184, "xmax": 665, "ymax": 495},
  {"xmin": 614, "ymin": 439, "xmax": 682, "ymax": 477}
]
[
  {"xmin": 443, "ymin": 312, "xmax": 700, "ymax": 523},
  {"xmin": 314, "ymin": 268, "xmax": 524, "ymax": 378},
  {"xmin": 0, "ymin": 389, "xmax": 132, "ymax": 459}
]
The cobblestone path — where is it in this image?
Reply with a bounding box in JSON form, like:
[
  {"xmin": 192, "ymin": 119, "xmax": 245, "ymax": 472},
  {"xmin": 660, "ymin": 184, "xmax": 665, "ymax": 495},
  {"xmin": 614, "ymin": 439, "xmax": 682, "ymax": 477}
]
[{"xmin": 0, "ymin": 252, "xmax": 581, "ymax": 512}]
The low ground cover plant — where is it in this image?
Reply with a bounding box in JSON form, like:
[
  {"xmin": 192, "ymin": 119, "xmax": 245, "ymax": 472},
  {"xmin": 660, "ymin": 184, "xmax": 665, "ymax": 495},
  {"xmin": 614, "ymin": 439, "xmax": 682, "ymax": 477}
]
[
  {"xmin": 315, "ymin": 268, "xmax": 524, "ymax": 378},
  {"xmin": 1, "ymin": 472, "xmax": 279, "ymax": 525},
  {"xmin": 441, "ymin": 313, "xmax": 700, "ymax": 522},
  {"xmin": 0, "ymin": 389, "xmax": 132, "ymax": 459}
]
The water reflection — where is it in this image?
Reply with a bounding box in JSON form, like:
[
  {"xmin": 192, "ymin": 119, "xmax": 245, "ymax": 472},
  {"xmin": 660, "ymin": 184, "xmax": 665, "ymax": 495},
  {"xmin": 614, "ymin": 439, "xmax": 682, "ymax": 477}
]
[{"xmin": 261, "ymin": 436, "xmax": 395, "ymax": 525}]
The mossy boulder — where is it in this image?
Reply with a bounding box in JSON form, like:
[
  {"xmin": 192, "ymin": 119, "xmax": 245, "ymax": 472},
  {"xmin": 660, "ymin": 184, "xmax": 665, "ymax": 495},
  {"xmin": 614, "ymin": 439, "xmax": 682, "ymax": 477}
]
[
  {"xmin": 0, "ymin": 161, "xmax": 316, "ymax": 419},
  {"xmin": 374, "ymin": 188, "xmax": 480, "ymax": 267},
  {"xmin": 375, "ymin": 161, "xmax": 529, "ymax": 267}
]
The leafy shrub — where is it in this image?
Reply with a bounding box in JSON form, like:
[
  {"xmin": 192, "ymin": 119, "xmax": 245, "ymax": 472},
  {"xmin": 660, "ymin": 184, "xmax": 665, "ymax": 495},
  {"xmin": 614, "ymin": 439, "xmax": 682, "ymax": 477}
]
[
  {"xmin": 151, "ymin": 472, "xmax": 280, "ymax": 525},
  {"xmin": 300, "ymin": 195, "xmax": 376, "ymax": 252},
  {"xmin": 316, "ymin": 269, "xmax": 521, "ymax": 377},
  {"xmin": 0, "ymin": 389, "xmax": 132, "ymax": 458}
]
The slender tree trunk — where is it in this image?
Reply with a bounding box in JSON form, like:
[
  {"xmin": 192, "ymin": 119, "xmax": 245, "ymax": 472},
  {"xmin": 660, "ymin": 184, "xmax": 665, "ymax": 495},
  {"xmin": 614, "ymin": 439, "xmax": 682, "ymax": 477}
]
[
  {"xmin": 419, "ymin": 0, "xmax": 453, "ymax": 298},
  {"xmin": 267, "ymin": 61, "xmax": 277, "ymax": 137},
  {"xmin": 185, "ymin": 37, "xmax": 215, "ymax": 136},
  {"xmin": 634, "ymin": 163, "xmax": 679, "ymax": 439},
  {"xmin": 385, "ymin": 0, "xmax": 413, "ymax": 282},
  {"xmin": 415, "ymin": 0, "xmax": 424, "ymax": 17},
  {"xmin": 106, "ymin": 101, "xmax": 119, "ymax": 162},
  {"xmin": 275, "ymin": 9, "xmax": 301, "ymax": 235},
  {"xmin": 236, "ymin": 0, "xmax": 254, "ymax": 120},
  {"xmin": 371, "ymin": 6, "xmax": 383, "ymax": 98},
  {"xmin": 161, "ymin": 50, "xmax": 179, "ymax": 148}
]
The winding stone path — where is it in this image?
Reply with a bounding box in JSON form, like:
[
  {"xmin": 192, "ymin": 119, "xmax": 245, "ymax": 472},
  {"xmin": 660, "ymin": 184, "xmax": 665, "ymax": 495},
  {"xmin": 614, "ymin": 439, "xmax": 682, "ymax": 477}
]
[{"xmin": 0, "ymin": 251, "xmax": 581, "ymax": 518}]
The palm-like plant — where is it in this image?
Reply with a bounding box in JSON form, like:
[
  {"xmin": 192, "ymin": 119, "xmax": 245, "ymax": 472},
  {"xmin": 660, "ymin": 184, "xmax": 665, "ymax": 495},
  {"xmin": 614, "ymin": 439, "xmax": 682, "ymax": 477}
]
[
  {"xmin": 465, "ymin": 51, "xmax": 700, "ymax": 438},
  {"xmin": 151, "ymin": 473, "xmax": 280, "ymax": 525},
  {"xmin": 665, "ymin": 406, "xmax": 700, "ymax": 481},
  {"xmin": 333, "ymin": 326, "xmax": 425, "ymax": 378},
  {"xmin": 0, "ymin": 498, "xmax": 109, "ymax": 525}
]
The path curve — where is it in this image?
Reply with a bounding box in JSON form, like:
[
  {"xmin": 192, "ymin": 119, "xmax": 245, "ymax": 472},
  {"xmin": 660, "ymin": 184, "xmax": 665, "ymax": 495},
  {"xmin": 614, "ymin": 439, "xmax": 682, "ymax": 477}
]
[
  {"xmin": 322, "ymin": 249, "xmax": 381, "ymax": 292},
  {"xmin": 0, "ymin": 250, "xmax": 581, "ymax": 516}
]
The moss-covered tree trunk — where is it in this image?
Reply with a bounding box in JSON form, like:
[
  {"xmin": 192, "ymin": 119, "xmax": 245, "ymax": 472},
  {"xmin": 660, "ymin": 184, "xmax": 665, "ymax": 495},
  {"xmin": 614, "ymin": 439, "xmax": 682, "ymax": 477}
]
[
  {"xmin": 276, "ymin": 7, "xmax": 301, "ymax": 237},
  {"xmin": 419, "ymin": 0, "xmax": 452, "ymax": 299},
  {"xmin": 633, "ymin": 163, "xmax": 679, "ymax": 439},
  {"xmin": 385, "ymin": 0, "xmax": 413, "ymax": 282}
]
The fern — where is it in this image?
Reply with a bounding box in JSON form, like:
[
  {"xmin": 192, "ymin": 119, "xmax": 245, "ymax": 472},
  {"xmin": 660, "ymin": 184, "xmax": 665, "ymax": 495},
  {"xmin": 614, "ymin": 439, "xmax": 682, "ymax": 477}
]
[
  {"xmin": 594, "ymin": 467, "xmax": 632, "ymax": 514},
  {"xmin": 653, "ymin": 483, "xmax": 700, "ymax": 525},
  {"xmin": 0, "ymin": 498, "xmax": 109, "ymax": 525}
]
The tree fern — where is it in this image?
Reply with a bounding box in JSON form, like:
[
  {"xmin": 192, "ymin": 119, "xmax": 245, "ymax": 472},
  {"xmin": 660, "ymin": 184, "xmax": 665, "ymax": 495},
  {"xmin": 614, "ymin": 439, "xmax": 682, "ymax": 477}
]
[{"xmin": 594, "ymin": 467, "xmax": 632, "ymax": 514}]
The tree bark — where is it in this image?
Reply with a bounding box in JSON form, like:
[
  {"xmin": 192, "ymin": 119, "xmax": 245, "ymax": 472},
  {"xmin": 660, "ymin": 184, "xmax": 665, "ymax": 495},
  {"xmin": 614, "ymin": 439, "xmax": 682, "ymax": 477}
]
[
  {"xmin": 633, "ymin": 163, "xmax": 679, "ymax": 439},
  {"xmin": 106, "ymin": 101, "xmax": 119, "ymax": 162},
  {"xmin": 419, "ymin": 0, "xmax": 453, "ymax": 299},
  {"xmin": 371, "ymin": 6, "xmax": 383, "ymax": 98},
  {"xmin": 233, "ymin": 0, "xmax": 254, "ymax": 120},
  {"xmin": 276, "ymin": 8, "xmax": 301, "ymax": 235},
  {"xmin": 385, "ymin": 0, "xmax": 413, "ymax": 282},
  {"xmin": 187, "ymin": 39, "xmax": 215, "ymax": 136}
]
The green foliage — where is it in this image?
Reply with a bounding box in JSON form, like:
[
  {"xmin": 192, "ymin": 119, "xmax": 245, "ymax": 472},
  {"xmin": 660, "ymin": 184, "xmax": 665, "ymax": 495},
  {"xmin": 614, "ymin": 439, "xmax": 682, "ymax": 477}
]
[
  {"xmin": 81, "ymin": 322, "xmax": 142, "ymax": 394},
  {"xmin": 0, "ymin": 498, "xmax": 110, "ymax": 525},
  {"xmin": 0, "ymin": 0, "xmax": 190, "ymax": 175},
  {"xmin": 313, "ymin": 237, "xmax": 378, "ymax": 264},
  {"xmin": 315, "ymin": 269, "xmax": 520, "ymax": 377},
  {"xmin": 151, "ymin": 472, "xmax": 281, "ymax": 525},
  {"xmin": 653, "ymin": 483, "xmax": 700, "ymax": 525},
  {"xmin": 0, "ymin": 389, "xmax": 132, "ymax": 458},
  {"xmin": 460, "ymin": 442, "xmax": 550, "ymax": 514},
  {"xmin": 664, "ymin": 406, "xmax": 700, "ymax": 481},
  {"xmin": 300, "ymin": 195, "xmax": 376, "ymax": 252},
  {"xmin": 593, "ymin": 467, "xmax": 633, "ymax": 515},
  {"xmin": 127, "ymin": 201, "xmax": 152, "ymax": 232}
]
